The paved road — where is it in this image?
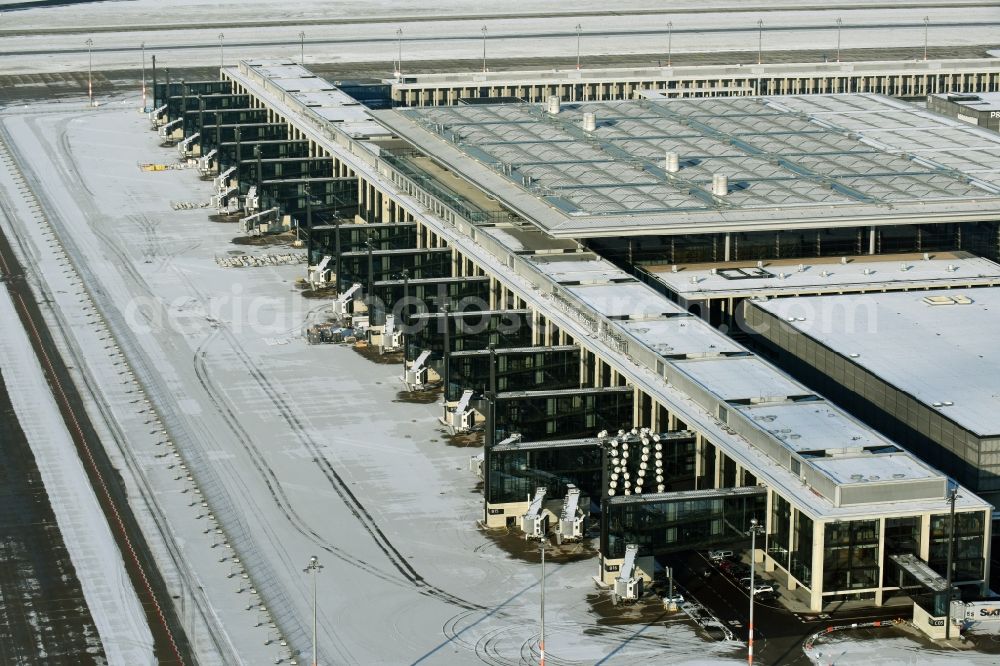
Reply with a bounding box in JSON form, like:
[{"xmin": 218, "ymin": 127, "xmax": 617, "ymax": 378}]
[{"xmin": 665, "ymin": 550, "xmax": 909, "ymax": 665}]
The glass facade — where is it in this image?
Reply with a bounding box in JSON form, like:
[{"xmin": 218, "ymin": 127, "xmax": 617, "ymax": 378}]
[
  {"xmin": 445, "ymin": 346, "xmax": 580, "ymax": 401},
  {"xmin": 372, "ymin": 277, "xmax": 491, "ymax": 318},
  {"xmin": 602, "ymin": 491, "xmax": 766, "ymax": 559},
  {"xmin": 337, "ymin": 249, "xmax": 451, "ymax": 285},
  {"xmin": 823, "ymin": 520, "xmax": 880, "ymax": 591},
  {"xmin": 485, "ymin": 443, "xmax": 604, "ymax": 505},
  {"xmin": 929, "ymin": 510, "xmax": 986, "ymax": 581},
  {"xmin": 406, "ymin": 310, "xmax": 533, "ymax": 363},
  {"xmin": 493, "ymin": 388, "xmax": 634, "ymax": 442},
  {"xmin": 790, "ymin": 511, "xmax": 814, "ymax": 587},
  {"xmin": 768, "ymin": 494, "xmax": 792, "ymax": 570}
]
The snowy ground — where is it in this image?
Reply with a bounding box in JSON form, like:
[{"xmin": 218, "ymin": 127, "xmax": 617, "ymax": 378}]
[
  {"xmin": 805, "ymin": 626, "xmax": 1000, "ymax": 665},
  {"xmin": 0, "ymin": 94, "xmax": 755, "ymax": 664},
  {"xmin": 0, "ymin": 288, "xmax": 152, "ymax": 663},
  {"xmin": 0, "ymin": 1, "xmax": 996, "ymax": 75}
]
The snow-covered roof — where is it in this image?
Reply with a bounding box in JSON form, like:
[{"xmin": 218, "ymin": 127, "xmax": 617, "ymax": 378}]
[{"xmin": 751, "ymin": 287, "xmax": 1000, "ymax": 438}]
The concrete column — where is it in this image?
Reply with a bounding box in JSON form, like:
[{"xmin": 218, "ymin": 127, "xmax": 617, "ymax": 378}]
[
  {"xmin": 869, "ymin": 226, "xmax": 876, "ymax": 254},
  {"xmin": 724, "ymin": 233, "xmax": 731, "ymax": 262},
  {"xmin": 920, "ymin": 513, "xmax": 932, "ymax": 562},
  {"xmin": 810, "ymin": 521, "xmax": 825, "ymax": 611},
  {"xmin": 875, "ymin": 517, "xmax": 886, "ymax": 606}
]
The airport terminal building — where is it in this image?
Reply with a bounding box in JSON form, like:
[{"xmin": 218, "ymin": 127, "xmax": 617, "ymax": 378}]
[{"xmin": 153, "ymin": 61, "xmax": 1000, "ymax": 617}]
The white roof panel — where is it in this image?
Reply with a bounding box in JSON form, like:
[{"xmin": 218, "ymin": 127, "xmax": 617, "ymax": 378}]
[{"xmin": 753, "ymin": 288, "xmax": 1000, "ymax": 437}]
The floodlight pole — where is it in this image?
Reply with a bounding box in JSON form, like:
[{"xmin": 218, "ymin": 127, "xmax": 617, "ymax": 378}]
[
  {"xmin": 299, "ymin": 31, "xmax": 305, "ymax": 64},
  {"xmin": 836, "ymin": 18, "xmax": 842, "ymax": 62},
  {"xmin": 757, "ymin": 19, "xmax": 763, "ymax": 65},
  {"xmin": 396, "ymin": 28, "xmax": 403, "ymax": 78},
  {"xmin": 923, "ymin": 16, "xmax": 930, "ymax": 61},
  {"xmin": 747, "ymin": 517, "xmax": 765, "ymax": 666},
  {"xmin": 945, "ymin": 485, "xmax": 957, "ymax": 639},
  {"xmin": 303, "ymin": 555, "xmax": 322, "ymax": 666},
  {"xmin": 540, "ymin": 540, "xmax": 546, "ymax": 666},
  {"xmin": 575, "ymin": 23, "xmax": 582, "ymax": 70},
  {"xmin": 141, "ymin": 42, "xmax": 146, "ymax": 111},
  {"xmin": 86, "ymin": 38, "xmax": 93, "ymax": 106},
  {"xmin": 218, "ymin": 33, "xmax": 225, "ymax": 70},
  {"xmin": 482, "ymin": 26, "xmax": 488, "ymax": 73},
  {"xmin": 667, "ymin": 21, "xmax": 673, "ymax": 67}
]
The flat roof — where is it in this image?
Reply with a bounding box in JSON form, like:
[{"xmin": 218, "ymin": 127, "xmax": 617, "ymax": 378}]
[
  {"xmin": 673, "ymin": 356, "xmax": 808, "ymax": 403},
  {"xmin": 750, "ymin": 288, "xmax": 1000, "ymax": 438},
  {"xmin": 235, "ymin": 60, "xmax": 390, "ymax": 139},
  {"xmin": 619, "ymin": 317, "xmax": 742, "ymax": 359},
  {"xmin": 648, "ymin": 252, "xmax": 1000, "ymax": 301},
  {"xmin": 932, "ymin": 92, "xmax": 1000, "ymax": 112},
  {"xmin": 387, "ymin": 58, "xmax": 1000, "ymax": 88},
  {"xmin": 373, "ymin": 94, "xmax": 1000, "ymax": 238},
  {"xmin": 812, "ymin": 453, "xmax": 939, "ymax": 485},
  {"xmin": 736, "ymin": 402, "xmax": 897, "ymax": 455}
]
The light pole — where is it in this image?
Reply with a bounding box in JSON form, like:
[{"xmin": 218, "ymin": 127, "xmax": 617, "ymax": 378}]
[
  {"xmin": 397, "ymin": 28, "xmax": 405, "ymax": 78},
  {"xmin": 945, "ymin": 485, "xmax": 958, "ymax": 639},
  {"xmin": 747, "ymin": 517, "xmax": 765, "ymax": 666},
  {"xmin": 299, "ymin": 31, "xmax": 305, "ymax": 64},
  {"xmin": 140, "ymin": 42, "xmax": 146, "ymax": 111},
  {"xmin": 86, "ymin": 38, "xmax": 93, "ymax": 106},
  {"xmin": 540, "ymin": 539, "xmax": 546, "ymax": 666},
  {"xmin": 575, "ymin": 23, "xmax": 582, "ymax": 70},
  {"xmin": 836, "ymin": 18, "xmax": 842, "ymax": 62},
  {"xmin": 304, "ymin": 555, "xmax": 323, "ymax": 666},
  {"xmin": 218, "ymin": 33, "xmax": 225, "ymax": 70},
  {"xmin": 923, "ymin": 16, "xmax": 930, "ymax": 61},
  {"xmin": 757, "ymin": 19, "xmax": 764, "ymax": 65},
  {"xmin": 395, "ymin": 28, "xmax": 403, "ymax": 78},
  {"xmin": 481, "ymin": 25, "xmax": 488, "ymax": 73},
  {"xmin": 667, "ymin": 21, "xmax": 673, "ymax": 67}
]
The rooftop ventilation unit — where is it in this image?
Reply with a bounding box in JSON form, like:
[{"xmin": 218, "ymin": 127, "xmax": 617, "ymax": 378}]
[
  {"xmin": 582, "ymin": 112, "xmax": 597, "ymax": 132},
  {"xmin": 711, "ymin": 173, "xmax": 729, "ymax": 196},
  {"xmin": 665, "ymin": 151, "xmax": 680, "ymax": 173},
  {"xmin": 547, "ymin": 95, "xmax": 561, "ymax": 114}
]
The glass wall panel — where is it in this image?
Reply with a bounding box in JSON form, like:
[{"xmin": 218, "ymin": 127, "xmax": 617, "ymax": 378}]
[
  {"xmin": 494, "ymin": 389, "xmax": 634, "ymax": 442},
  {"xmin": 823, "ymin": 520, "xmax": 879, "ymax": 591},
  {"xmin": 929, "ymin": 510, "xmax": 986, "ymax": 581},
  {"xmin": 485, "ymin": 443, "xmax": 604, "ymax": 504},
  {"xmin": 446, "ymin": 347, "xmax": 580, "ymax": 401}
]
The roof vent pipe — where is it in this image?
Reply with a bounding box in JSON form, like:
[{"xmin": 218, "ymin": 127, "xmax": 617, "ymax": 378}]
[
  {"xmin": 547, "ymin": 95, "xmax": 561, "ymax": 114},
  {"xmin": 665, "ymin": 151, "xmax": 680, "ymax": 173},
  {"xmin": 711, "ymin": 173, "xmax": 728, "ymax": 196},
  {"xmin": 582, "ymin": 112, "xmax": 597, "ymax": 132}
]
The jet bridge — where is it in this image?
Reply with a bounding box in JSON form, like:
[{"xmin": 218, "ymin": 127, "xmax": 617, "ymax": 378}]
[
  {"xmin": 614, "ymin": 544, "xmax": 642, "ymax": 603},
  {"xmin": 521, "ymin": 487, "xmax": 548, "ymax": 540},
  {"xmin": 405, "ymin": 349, "xmax": 432, "ymax": 389},
  {"xmin": 555, "ymin": 484, "xmax": 585, "ymax": 544},
  {"xmin": 445, "ymin": 389, "xmax": 477, "ymax": 432}
]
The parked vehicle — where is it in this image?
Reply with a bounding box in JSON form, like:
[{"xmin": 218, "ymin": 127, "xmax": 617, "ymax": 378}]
[
  {"xmin": 727, "ymin": 564, "xmax": 750, "ymax": 579},
  {"xmin": 708, "ymin": 549, "xmax": 735, "ymax": 562},
  {"xmin": 663, "ymin": 593, "xmax": 685, "ymax": 607}
]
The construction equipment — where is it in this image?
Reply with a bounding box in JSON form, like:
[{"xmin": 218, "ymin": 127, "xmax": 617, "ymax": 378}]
[
  {"xmin": 555, "ymin": 484, "xmax": 584, "ymax": 544},
  {"xmin": 521, "ymin": 486, "xmax": 548, "ymax": 540},
  {"xmin": 614, "ymin": 544, "xmax": 642, "ymax": 603}
]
